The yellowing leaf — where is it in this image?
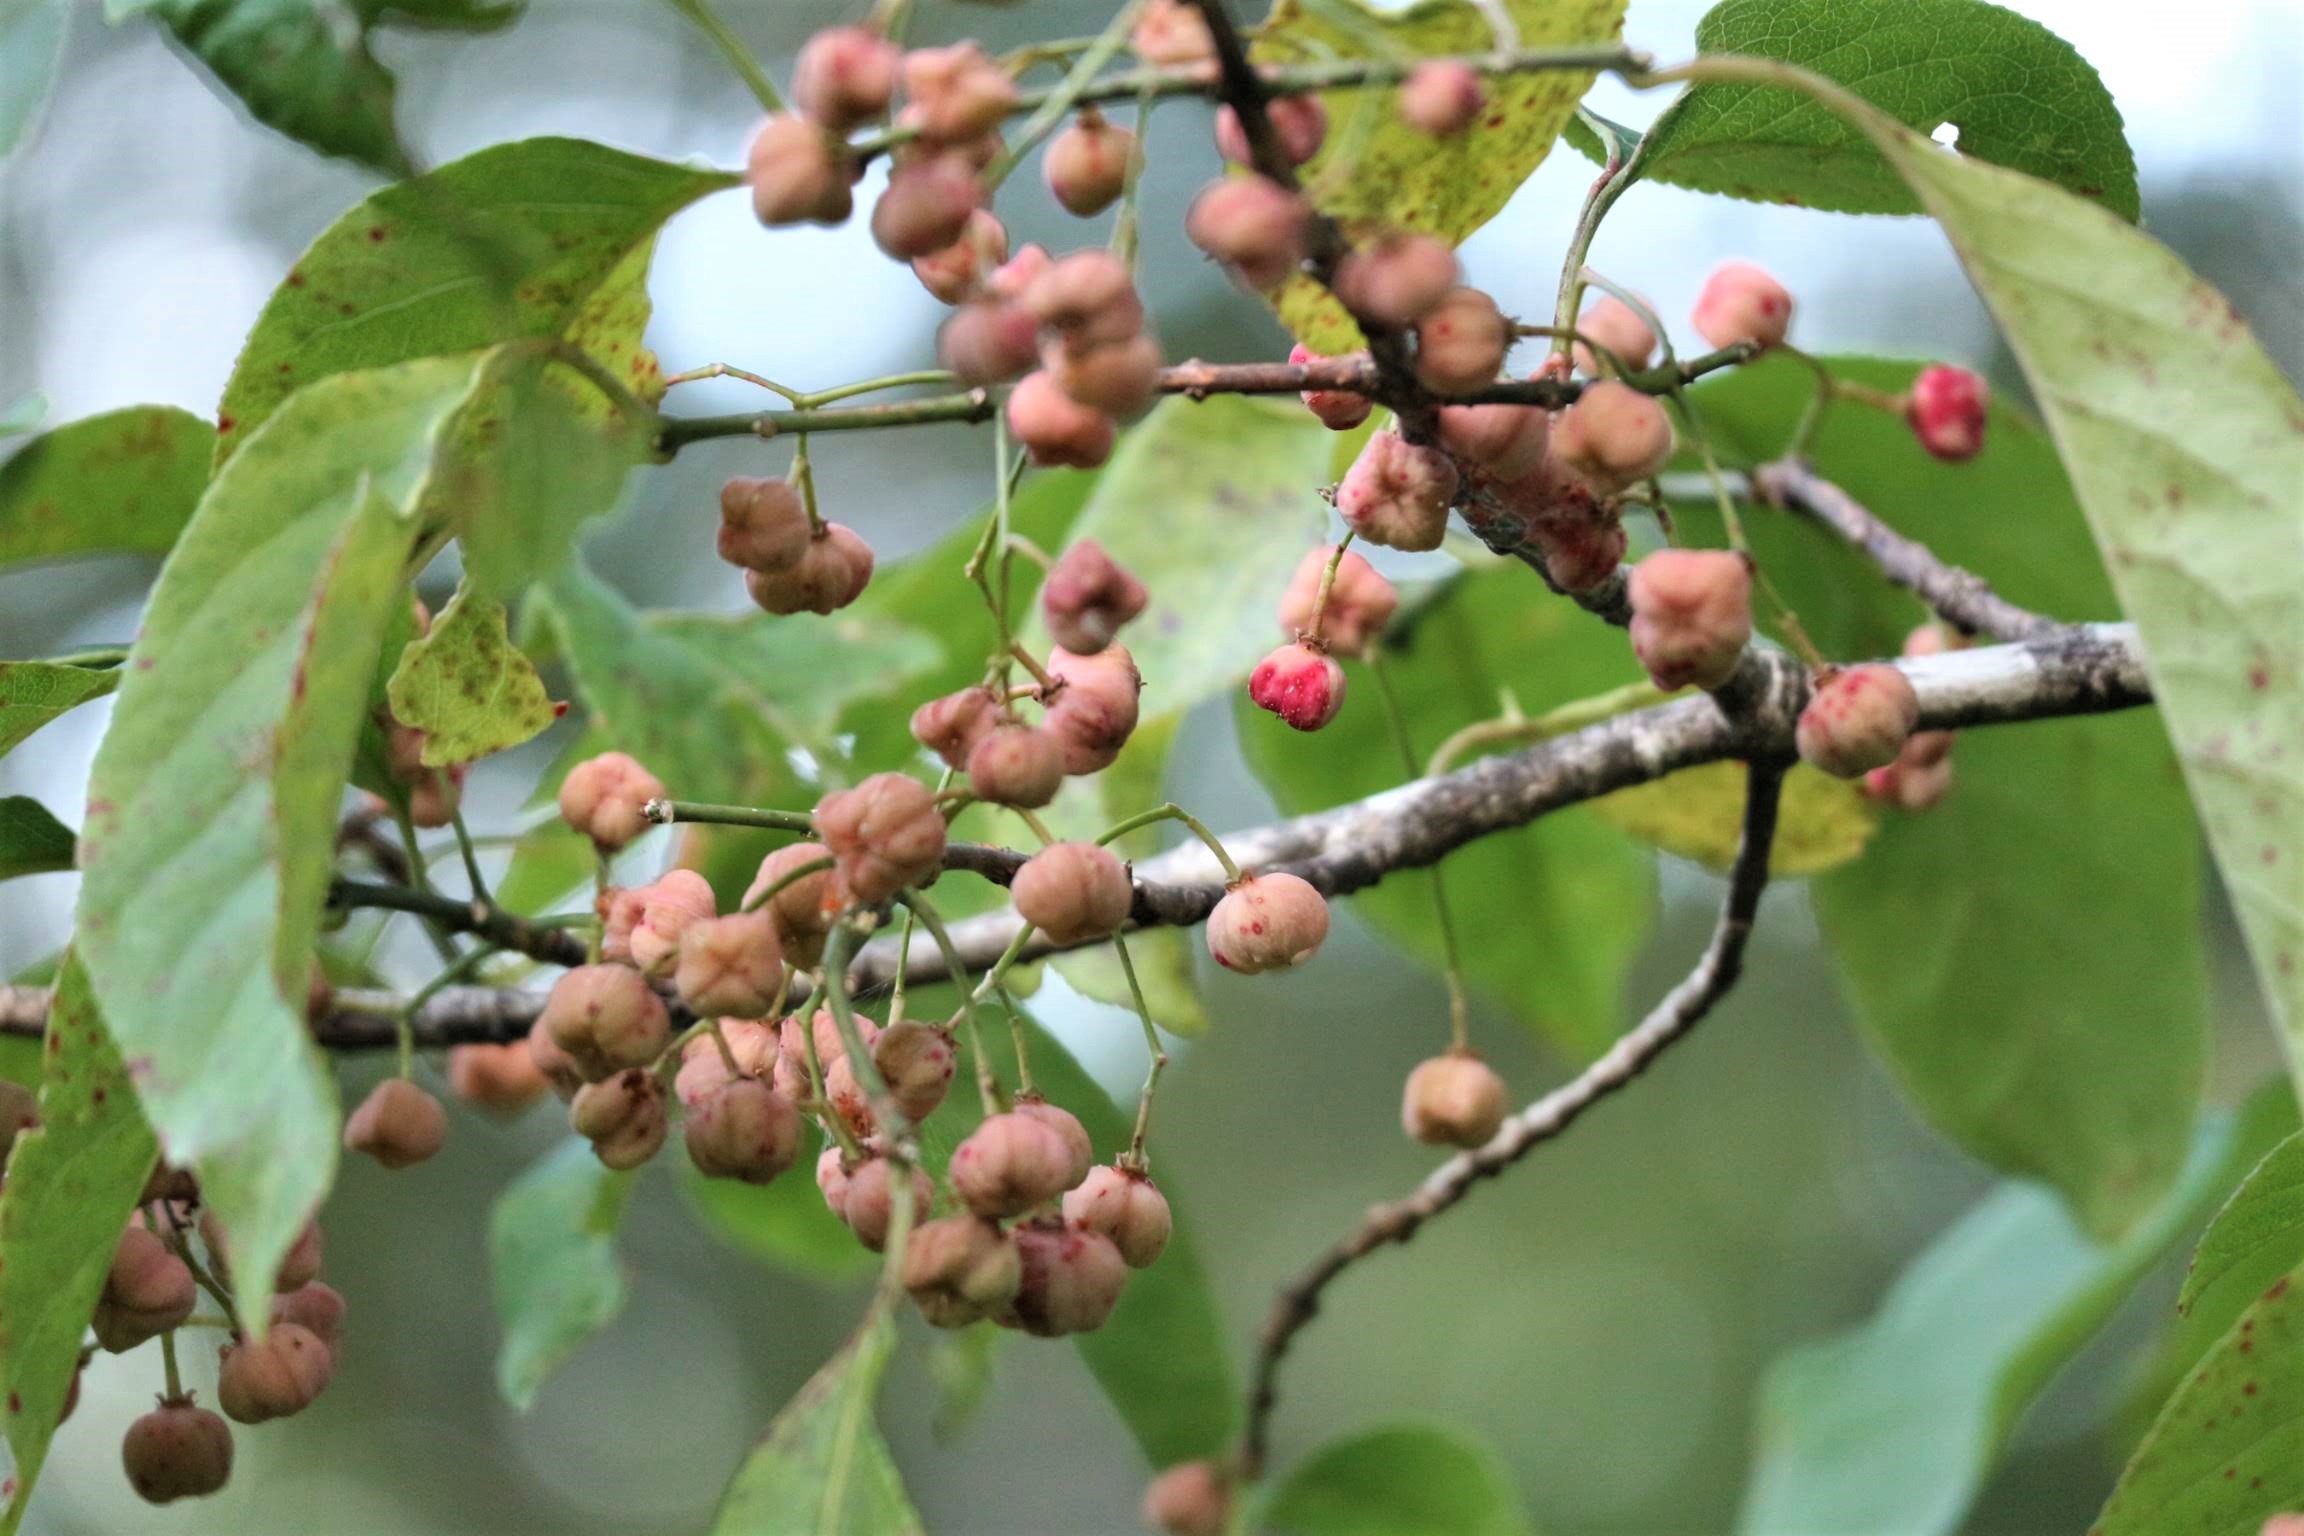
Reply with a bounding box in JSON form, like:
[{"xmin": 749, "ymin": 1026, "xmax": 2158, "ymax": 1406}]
[
  {"xmin": 1593, "ymin": 759, "xmax": 1880, "ymax": 876},
  {"xmin": 387, "ymin": 585, "xmax": 560, "ymax": 766}
]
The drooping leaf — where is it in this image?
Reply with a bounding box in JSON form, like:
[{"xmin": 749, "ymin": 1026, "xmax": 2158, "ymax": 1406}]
[
  {"xmin": 679, "ymin": 1151, "xmax": 878, "ymax": 1286},
  {"xmin": 0, "ymin": 959, "xmax": 159, "ymax": 1535},
  {"xmin": 1241, "ymin": 565, "xmax": 1655, "ymax": 1061},
  {"xmin": 1593, "ymin": 758, "xmax": 1878, "ymax": 876},
  {"xmin": 74, "ymin": 357, "xmax": 478, "ymax": 1327},
  {"xmin": 1738, "ymin": 1100, "xmax": 2284, "ymax": 1536},
  {"xmin": 0, "ymin": 663, "xmax": 118, "ymax": 759},
  {"xmin": 1263, "ymin": 1424, "xmax": 1537, "ymax": 1536},
  {"xmin": 711, "ymin": 1310, "xmax": 922, "ymax": 1536},
  {"xmin": 112, "ymin": 0, "xmax": 525, "ymax": 176},
  {"xmin": 386, "ymin": 584, "xmax": 560, "ymax": 765},
  {"xmin": 2181, "ymin": 1131, "xmax": 2304, "ymax": 1320},
  {"xmin": 1613, "ymin": 0, "xmax": 2137, "ymax": 219},
  {"xmin": 1254, "ymin": 0, "xmax": 1629, "ymax": 351},
  {"xmin": 0, "ymin": 797, "xmax": 74, "ymax": 881},
  {"xmin": 0, "ymin": 405, "xmax": 213, "ymax": 570},
  {"xmin": 216, "ymin": 137, "xmax": 734, "ymax": 463},
  {"xmin": 490, "ymin": 1137, "xmax": 635, "ymax": 1411},
  {"xmin": 0, "ymin": 0, "xmax": 66, "ymax": 161}
]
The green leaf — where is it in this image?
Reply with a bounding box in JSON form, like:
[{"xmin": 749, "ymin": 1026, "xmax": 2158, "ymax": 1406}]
[
  {"xmin": 0, "ymin": 0, "xmax": 65, "ymax": 161},
  {"xmin": 927, "ymin": 1322, "xmax": 1003, "ymax": 1442},
  {"xmin": 0, "ymin": 405, "xmax": 213, "ymax": 570},
  {"xmin": 115, "ymin": 0, "xmax": 524, "ymax": 177},
  {"xmin": 2094, "ymin": 1256, "xmax": 2304, "ymax": 1534},
  {"xmin": 1621, "ymin": 0, "xmax": 2137, "ymax": 219},
  {"xmin": 711, "ymin": 1311, "xmax": 922, "ymax": 1536},
  {"xmin": 1593, "ymin": 758, "xmax": 1879, "ymax": 876},
  {"xmin": 490, "ymin": 1137, "xmax": 636, "ymax": 1411},
  {"xmin": 216, "ymin": 137, "xmax": 733, "ymax": 464},
  {"xmin": 0, "ymin": 662, "xmax": 118, "ymax": 758},
  {"xmin": 1738, "ymin": 1104, "xmax": 2275, "ymax": 1536},
  {"xmin": 1253, "ymin": 0, "xmax": 1629, "ymax": 352},
  {"xmin": 1264, "ymin": 1424, "xmax": 1537, "ymax": 1536},
  {"xmin": 679, "ymin": 1150, "xmax": 878, "ymax": 1286},
  {"xmin": 2181, "ymin": 1131, "xmax": 2304, "ymax": 1321},
  {"xmin": 1241, "ymin": 566, "xmax": 1655, "ymax": 1061},
  {"xmin": 0, "ymin": 797, "xmax": 74, "ymax": 881},
  {"xmin": 0, "ymin": 959, "xmax": 160, "ymax": 1535},
  {"xmin": 386, "ymin": 584, "xmax": 560, "ymax": 765},
  {"xmin": 75, "ymin": 356, "xmax": 478, "ymax": 1328}
]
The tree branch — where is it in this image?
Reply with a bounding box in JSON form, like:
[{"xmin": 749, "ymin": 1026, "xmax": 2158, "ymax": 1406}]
[
  {"xmin": 1237, "ymin": 758, "xmax": 1788, "ymax": 1479},
  {"xmin": 326, "ymin": 880, "xmax": 589, "ymax": 969}
]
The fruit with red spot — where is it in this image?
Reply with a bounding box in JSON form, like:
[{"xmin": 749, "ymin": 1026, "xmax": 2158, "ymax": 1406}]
[
  {"xmin": 1332, "ymin": 231, "xmax": 1459, "ymax": 326},
  {"xmin": 268, "ymin": 1283, "xmax": 345, "ymax": 1357},
  {"xmin": 745, "ymin": 841, "xmax": 842, "ymax": 967},
  {"xmin": 1044, "ymin": 108, "xmax": 1135, "ymax": 216},
  {"xmin": 871, "ymin": 153, "xmax": 983, "ymax": 260},
  {"xmin": 951, "ymin": 1110, "xmax": 1079, "ymax": 1218},
  {"xmin": 966, "ymin": 721, "xmax": 1066, "ymax": 808},
  {"xmin": 816, "ymin": 772, "xmax": 948, "ymax": 903},
  {"xmin": 1905, "ymin": 364, "xmax": 1989, "ymax": 462},
  {"xmin": 1206, "ymin": 872, "xmax": 1329, "ymax": 973},
  {"xmin": 1552, "ymin": 380, "xmax": 1673, "ymax": 492},
  {"xmin": 1337, "ymin": 429, "xmax": 1458, "ymax": 552},
  {"xmin": 1414, "ymin": 286, "xmax": 1510, "ymax": 393},
  {"xmin": 901, "ymin": 43, "xmax": 1017, "ymax": 142},
  {"xmin": 674, "ymin": 909, "xmax": 785, "ymax": 1019},
  {"xmin": 1402, "ymin": 1052, "xmax": 1509, "ymax": 1147},
  {"xmin": 873, "ymin": 1020, "xmax": 957, "ymax": 1123},
  {"xmin": 1399, "ymin": 60, "xmax": 1483, "ymax": 135},
  {"xmin": 1278, "ymin": 545, "xmax": 1397, "ymax": 658},
  {"xmin": 903, "ymin": 1215, "xmax": 1022, "ymax": 1328},
  {"xmin": 571, "ymin": 1068, "xmax": 670, "ymax": 1171},
  {"xmin": 626, "ymin": 869, "xmax": 718, "ymax": 977},
  {"xmin": 839, "ymin": 1152, "xmax": 934, "ymax": 1250},
  {"xmin": 938, "ymin": 298, "xmax": 1041, "ymax": 386},
  {"xmin": 684, "ymin": 1077, "xmax": 803, "ymax": 1184},
  {"xmin": 746, "ymin": 115, "xmax": 855, "ymax": 227},
  {"xmin": 557, "ymin": 751, "xmax": 667, "ymax": 852},
  {"xmin": 1040, "ymin": 538, "xmax": 1149, "ymax": 654},
  {"xmin": 1012, "ymin": 841, "xmax": 1132, "ymax": 945},
  {"xmin": 92, "ymin": 1224, "xmax": 196, "ymax": 1353},
  {"xmin": 1573, "ymin": 295, "xmax": 1657, "ymax": 374},
  {"xmin": 342, "ymin": 1077, "xmax": 448, "ymax": 1170},
  {"xmin": 674, "ymin": 1020, "xmax": 780, "ymax": 1111},
  {"xmin": 910, "ymin": 208, "xmax": 1008, "ymax": 304},
  {"xmin": 1796, "ymin": 664, "xmax": 1920, "ymax": 778},
  {"xmin": 1215, "ymin": 95, "xmax": 1326, "ymax": 166},
  {"xmin": 1290, "ymin": 341, "xmax": 1371, "ymax": 431},
  {"xmin": 1185, "ymin": 176, "xmax": 1310, "ymax": 292},
  {"xmin": 1003, "ymin": 1217, "xmax": 1128, "ymax": 1336},
  {"xmin": 122, "ymin": 1399, "xmax": 233, "ymax": 1504},
  {"xmin": 1692, "ymin": 259, "xmax": 1793, "ymax": 350},
  {"xmin": 217, "ymin": 1324, "xmax": 332, "ymax": 1423},
  {"xmin": 1006, "ymin": 370, "xmax": 1117, "ymax": 470},
  {"xmin": 1437, "ymin": 401, "xmax": 1549, "ymax": 478},
  {"xmin": 1014, "ymin": 1097, "xmax": 1094, "ymax": 1188},
  {"xmin": 1022, "ymin": 248, "xmax": 1145, "ymax": 344},
  {"xmin": 1044, "ymin": 644, "xmax": 1143, "ymax": 774},
  {"xmin": 1063, "ymin": 1164, "xmax": 1172, "ymax": 1267},
  {"xmin": 1045, "ymin": 331, "xmax": 1163, "ymax": 418},
  {"xmin": 540, "ymin": 964, "xmax": 669, "ymax": 1081},
  {"xmin": 1249, "ymin": 642, "xmax": 1347, "ymax": 731},
  {"xmin": 447, "ymin": 1041, "xmax": 550, "ymax": 1115},
  {"xmin": 1143, "ymin": 1460, "xmax": 1231, "ymax": 1536},
  {"xmin": 744, "ymin": 523, "xmax": 875, "ymax": 616},
  {"xmin": 1627, "ymin": 548, "xmax": 1752, "ymax": 691}
]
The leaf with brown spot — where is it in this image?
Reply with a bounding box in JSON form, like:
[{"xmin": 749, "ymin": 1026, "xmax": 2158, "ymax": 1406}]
[{"xmin": 386, "ymin": 582, "xmax": 559, "ymax": 765}]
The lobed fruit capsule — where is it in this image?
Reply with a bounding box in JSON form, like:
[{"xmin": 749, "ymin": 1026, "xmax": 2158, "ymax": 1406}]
[
  {"xmin": 746, "ymin": 115, "xmax": 855, "ymax": 228},
  {"xmin": 1040, "ymin": 538, "xmax": 1149, "ymax": 655},
  {"xmin": 1692, "ymin": 260, "xmax": 1793, "ymax": 350},
  {"xmin": 816, "ymin": 772, "xmax": 948, "ymax": 904},
  {"xmin": 872, "ymin": 1020, "xmax": 957, "ymax": 1123},
  {"xmin": 217, "ymin": 1324, "xmax": 332, "ymax": 1424},
  {"xmin": 342, "ymin": 1077, "xmax": 448, "ymax": 1170},
  {"xmin": 1184, "ymin": 176, "xmax": 1310, "ymax": 292},
  {"xmin": 1248, "ymin": 642, "xmax": 1347, "ymax": 731},
  {"xmin": 910, "ymin": 208, "xmax": 1009, "ymax": 305},
  {"xmin": 571, "ymin": 1068, "xmax": 670, "ymax": 1171},
  {"xmin": 1413, "ymin": 286, "xmax": 1511, "ymax": 394},
  {"xmin": 1626, "ymin": 548, "xmax": 1753, "ymax": 692},
  {"xmin": 1573, "ymin": 295, "xmax": 1658, "ymax": 375},
  {"xmin": 1331, "ymin": 231, "xmax": 1459, "ymax": 327},
  {"xmin": 870, "ymin": 153, "xmax": 984, "ymax": 260},
  {"xmin": 911, "ymin": 686, "xmax": 1001, "ymax": 772},
  {"xmin": 1437, "ymin": 401, "xmax": 1549, "ymax": 479},
  {"xmin": 1401, "ymin": 1052, "xmax": 1509, "ymax": 1147},
  {"xmin": 557, "ymin": 751, "xmax": 668, "ymax": 852},
  {"xmin": 792, "ymin": 25, "xmax": 899, "ymax": 132},
  {"xmin": 1398, "ymin": 61, "xmax": 1484, "ymax": 136},
  {"xmin": 1006, "ymin": 370, "xmax": 1117, "ymax": 470},
  {"xmin": 951, "ymin": 1111, "xmax": 1079, "ymax": 1218},
  {"xmin": 1012, "ymin": 842, "xmax": 1133, "ymax": 946},
  {"xmin": 1131, "ymin": 0, "xmax": 1216, "ymax": 66},
  {"xmin": 967, "ymin": 722, "xmax": 1066, "ymax": 808},
  {"xmin": 1905, "ymin": 364, "xmax": 1990, "ymax": 462},
  {"xmin": 1796, "ymin": 664, "xmax": 1921, "ymax": 778},
  {"xmin": 448, "ymin": 1041, "xmax": 551, "ymax": 1115},
  {"xmin": 1045, "ymin": 331, "xmax": 1164, "ymax": 419},
  {"xmin": 1276, "ymin": 544, "xmax": 1398, "ymax": 659},
  {"xmin": 1022, "ymin": 248, "xmax": 1145, "ymax": 344},
  {"xmin": 674, "ymin": 908, "xmax": 786, "ymax": 1020},
  {"xmin": 1337, "ymin": 429, "xmax": 1458, "ymax": 552},
  {"xmin": 1003, "ymin": 1218, "xmax": 1128, "ymax": 1336},
  {"xmin": 1215, "ymin": 95, "xmax": 1326, "ymax": 167},
  {"xmin": 1043, "ymin": 644, "xmax": 1143, "ymax": 774},
  {"xmin": 268, "ymin": 1283, "xmax": 345, "ymax": 1357},
  {"xmin": 626, "ymin": 869, "xmax": 720, "ymax": 978},
  {"xmin": 122, "ymin": 1400, "xmax": 233, "ymax": 1504},
  {"xmin": 674, "ymin": 1020, "xmax": 781, "ymax": 1112},
  {"xmin": 938, "ymin": 298, "xmax": 1042, "ymax": 386},
  {"xmin": 1044, "ymin": 108, "xmax": 1135, "ymax": 217},
  {"xmin": 1551, "ymin": 380, "xmax": 1674, "ymax": 493},
  {"xmin": 744, "ymin": 841, "xmax": 842, "ymax": 968},
  {"xmin": 839, "ymin": 1153, "xmax": 935, "ymax": 1251},
  {"xmin": 902, "ymin": 1215, "xmax": 1022, "ymax": 1328},
  {"xmin": 526, "ymin": 1015, "xmax": 585, "ymax": 1100},
  {"xmin": 744, "ymin": 523, "xmax": 875, "ymax": 616},
  {"xmin": 92, "ymin": 1225, "xmax": 197, "ymax": 1353},
  {"xmin": 684, "ymin": 1078, "xmax": 803, "ymax": 1184},
  {"xmin": 900, "ymin": 43, "xmax": 1018, "ymax": 143},
  {"xmin": 1290, "ymin": 341, "xmax": 1372, "ymax": 431},
  {"xmin": 1206, "ymin": 872, "xmax": 1329, "ymax": 973},
  {"xmin": 1063, "ymin": 1164, "xmax": 1173, "ymax": 1267}
]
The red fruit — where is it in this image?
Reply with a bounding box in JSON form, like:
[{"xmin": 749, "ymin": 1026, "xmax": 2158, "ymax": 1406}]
[
  {"xmin": 792, "ymin": 25, "xmax": 899, "ymax": 133},
  {"xmin": 1277, "ymin": 545, "xmax": 1397, "ymax": 658},
  {"xmin": 744, "ymin": 522, "xmax": 875, "ymax": 615},
  {"xmin": 598, "ymin": 884, "xmax": 646, "ymax": 965},
  {"xmin": 1045, "ymin": 331, "xmax": 1163, "ymax": 419},
  {"xmin": 1414, "ymin": 286, "xmax": 1510, "ymax": 393},
  {"xmin": 1332, "ymin": 231, "xmax": 1460, "ymax": 327},
  {"xmin": 674, "ymin": 1020, "xmax": 780, "ymax": 1111},
  {"xmin": 902, "ymin": 1215, "xmax": 1022, "ymax": 1328},
  {"xmin": 1905, "ymin": 364, "xmax": 1989, "ymax": 462},
  {"xmin": 911, "ymin": 686, "xmax": 1002, "ymax": 771},
  {"xmin": 938, "ymin": 298, "xmax": 1041, "ymax": 386},
  {"xmin": 684, "ymin": 1078, "xmax": 803, "ymax": 1184},
  {"xmin": 674, "ymin": 909, "xmax": 785, "ymax": 1019},
  {"xmin": 746, "ymin": 115, "xmax": 855, "ymax": 227},
  {"xmin": 951, "ymin": 1111, "xmax": 1078, "ymax": 1218},
  {"xmin": 1627, "ymin": 548, "xmax": 1753, "ymax": 691},
  {"xmin": 1012, "ymin": 841, "xmax": 1133, "ymax": 946},
  {"xmin": 1215, "ymin": 95, "xmax": 1326, "ymax": 167},
  {"xmin": 816, "ymin": 772, "xmax": 947, "ymax": 904},
  {"xmin": 1402, "ymin": 1052, "xmax": 1509, "ymax": 1147},
  {"xmin": 267, "ymin": 1283, "xmax": 345, "ymax": 1356},
  {"xmin": 1044, "ymin": 644, "xmax": 1143, "ymax": 774},
  {"xmin": 1399, "ymin": 60, "xmax": 1483, "ymax": 136},
  {"xmin": 873, "ymin": 1021, "xmax": 957, "ymax": 1122},
  {"xmin": 1006, "ymin": 370, "xmax": 1116, "ymax": 470},
  {"xmin": 217, "ymin": 1324, "xmax": 332, "ymax": 1424},
  {"xmin": 1022, "ymin": 248, "xmax": 1145, "ymax": 344},
  {"xmin": 1573, "ymin": 295, "xmax": 1657, "ymax": 375},
  {"xmin": 1003, "ymin": 1218, "xmax": 1128, "ymax": 1336},
  {"xmin": 526, "ymin": 1017, "xmax": 584, "ymax": 1100},
  {"xmin": 342, "ymin": 1077, "xmax": 448, "ymax": 1170},
  {"xmin": 910, "ymin": 207, "xmax": 1008, "ymax": 305},
  {"xmin": 1206, "ymin": 872, "xmax": 1329, "ymax": 973},
  {"xmin": 870, "ymin": 153, "xmax": 983, "ymax": 260},
  {"xmin": 1041, "ymin": 537, "xmax": 1150, "ymax": 654},
  {"xmin": 1552, "ymin": 380, "xmax": 1673, "ymax": 492},
  {"xmin": 746, "ymin": 841, "xmax": 841, "ymax": 968},
  {"xmin": 1437, "ymin": 401, "xmax": 1549, "ymax": 478},
  {"xmin": 1796, "ymin": 664, "xmax": 1921, "ymax": 778},
  {"xmin": 771, "ymin": 1010, "xmax": 883, "ymax": 1103},
  {"xmin": 1249, "ymin": 642, "xmax": 1347, "ymax": 731},
  {"xmin": 1184, "ymin": 175, "xmax": 1310, "ymax": 292},
  {"xmin": 1063, "ymin": 1164, "xmax": 1172, "ymax": 1267},
  {"xmin": 627, "ymin": 869, "xmax": 718, "ymax": 977},
  {"xmin": 1337, "ymin": 429, "xmax": 1458, "ymax": 551},
  {"xmin": 447, "ymin": 1041, "xmax": 550, "ymax": 1115},
  {"xmin": 571, "ymin": 1068, "xmax": 670, "ymax": 1171},
  {"xmin": 541, "ymin": 964, "xmax": 671, "ymax": 1080},
  {"xmin": 92, "ymin": 1224, "xmax": 196, "ymax": 1353},
  {"xmin": 557, "ymin": 751, "xmax": 667, "ymax": 852},
  {"xmin": 1013, "ymin": 1097, "xmax": 1094, "ymax": 1189},
  {"xmin": 1290, "ymin": 341, "xmax": 1372, "ymax": 431},
  {"xmin": 1143, "ymin": 1460, "xmax": 1232, "ymax": 1536},
  {"xmin": 1692, "ymin": 259, "xmax": 1793, "ymax": 350},
  {"xmin": 901, "ymin": 42, "xmax": 1018, "ymax": 143},
  {"xmin": 122, "ymin": 1400, "xmax": 233, "ymax": 1504},
  {"xmin": 966, "ymin": 721, "xmax": 1066, "ymax": 808},
  {"xmin": 1044, "ymin": 108, "xmax": 1135, "ymax": 217},
  {"xmin": 839, "ymin": 1153, "xmax": 934, "ymax": 1250}
]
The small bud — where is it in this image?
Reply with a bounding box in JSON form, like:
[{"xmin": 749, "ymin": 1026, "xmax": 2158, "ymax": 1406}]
[
  {"xmin": 911, "ymin": 686, "xmax": 1002, "ymax": 772},
  {"xmin": 1045, "ymin": 332, "xmax": 1164, "ymax": 419},
  {"xmin": 571, "ymin": 1068, "xmax": 670, "ymax": 1171},
  {"xmin": 1290, "ymin": 341, "xmax": 1372, "ymax": 431},
  {"xmin": 674, "ymin": 1019, "xmax": 781, "ymax": 1111},
  {"xmin": 684, "ymin": 1078, "xmax": 803, "ymax": 1184},
  {"xmin": 1627, "ymin": 548, "xmax": 1752, "ymax": 691},
  {"xmin": 217, "ymin": 1324, "xmax": 332, "ymax": 1424},
  {"xmin": 1277, "ymin": 545, "xmax": 1397, "ymax": 658},
  {"xmin": 1249, "ymin": 643, "xmax": 1347, "ymax": 732},
  {"xmin": 627, "ymin": 869, "xmax": 719, "ymax": 978},
  {"xmin": 903, "ymin": 1215, "xmax": 1022, "ymax": 1328},
  {"xmin": 527, "ymin": 1015, "xmax": 585, "ymax": 1100},
  {"xmin": 1044, "ymin": 644, "xmax": 1143, "ymax": 774},
  {"xmin": 1041, "ymin": 538, "xmax": 1150, "ymax": 654},
  {"xmin": 1332, "ymin": 231, "xmax": 1460, "ymax": 327},
  {"xmin": 1004, "ymin": 1219, "xmax": 1128, "ymax": 1336},
  {"xmin": 1215, "ymin": 95, "xmax": 1326, "ymax": 167},
  {"xmin": 557, "ymin": 751, "xmax": 667, "ymax": 852},
  {"xmin": 1184, "ymin": 176, "xmax": 1310, "ymax": 292},
  {"xmin": 746, "ymin": 840, "xmax": 842, "ymax": 968},
  {"xmin": 544, "ymin": 962, "xmax": 673, "ymax": 1080},
  {"xmin": 816, "ymin": 772, "xmax": 947, "ymax": 904},
  {"xmin": 1692, "ymin": 260, "xmax": 1793, "ymax": 350},
  {"xmin": 342, "ymin": 1077, "xmax": 448, "ymax": 1170},
  {"xmin": 1413, "ymin": 286, "xmax": 1510, "ymax": 394},
  {"xmin": 1905, "ymin": 364, "xmax": 1989, "ymax": 462},
  {"xmin": 1064, "ymin": 1164, "xmax": 1172, "ymax": 1268},
  {"xmin": 1206, "ymin": 872, "xmax": 1329, "ymax": 973},
  {"xmin": 792, "ymin": 25, "xmax": 899, "ymax": 133},
  {"xmin": 674, "ymin": 909, "xmax": 786, "ymax": 1020},
  {"xmin": 938, "ymin": 299, "xmax": 1042, "ymax": 386},
  {"xmin": 873, "ymin": 1021, "xmax": 957, "ymax": 1123},
  {"xmin": 1143, "ymin": 1460, "xmax": 1232, "ymax": 1536},
  {"xmin": 1796, "ymin": 664, "xmax": 1921, "ymax": 778},
  {"xmin": 839, "ymin": 1153, "xmax": 935, "ymax": 1251},
  {"xmin": 951, "ymin": 1111, "xmax": 1078, "ymax": 1218},
  {"xmin": 871, "ymin": 154, "xmax": 983, "ymax": 261},
  {"xmin": 901, "ymin": 43, "xmax": 1018, "ymax": 144},
  {"xmin": 1022, "ymin": 249, "xmax": 1145, "ymax": 345},
  {"xmin": 1402, "ymin": 1052, "xmax": 1509, "ymax": 1147},
  {"xmin": 911, "ymin": 208, "xmax": 1008, "ymax": 305},
  {"xmin": 1573, "ymin": 295, "xmax": 1657, "ymax": 375},
  {"xmin": 744, "ymin": 523, "xmax": 875, "ymax": 616},
  {"xmin": 267, "ymin": 1283, "xmax": 345, "ymax": 1357},
  {"xmin": 1551, "ymin": 380, "xmax": 1673, "ymax": 492},
  {"xmin": 1006, "ymin": 371, "xmax": 1117, "ymax": 470},
  {"xmin": 122, "ymin": 1400, "xmax": 233, "ymax": 1504},
  {"xmin": 1044, "ymin": 109, "xmax": 1135, "ymax": 217},
  {"xmin": 1337, "ymin": 429, "xmax": 1458, "ymax": 552},
  {"xmin": 92, "ymin": 1225, "xmax": 196, "ymax": 1353},
  {"xmin": 746, "ymin": 115, "xmax": 855, "ymax": 228},
  {"xmin": 449, "ymin": 1041, "xmax": 551, "ymax": 1115},
  {"xmin": 1399, "ymin": 60, "xmax": 1484, "ymax": 136},
  {"xmin": 1012, "ymin": 842, "xmax": 1133, "ymax": 946},
  {"xmin": 1437, "ymin": 402, "xmax": 1549, "ymax": 478}
]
